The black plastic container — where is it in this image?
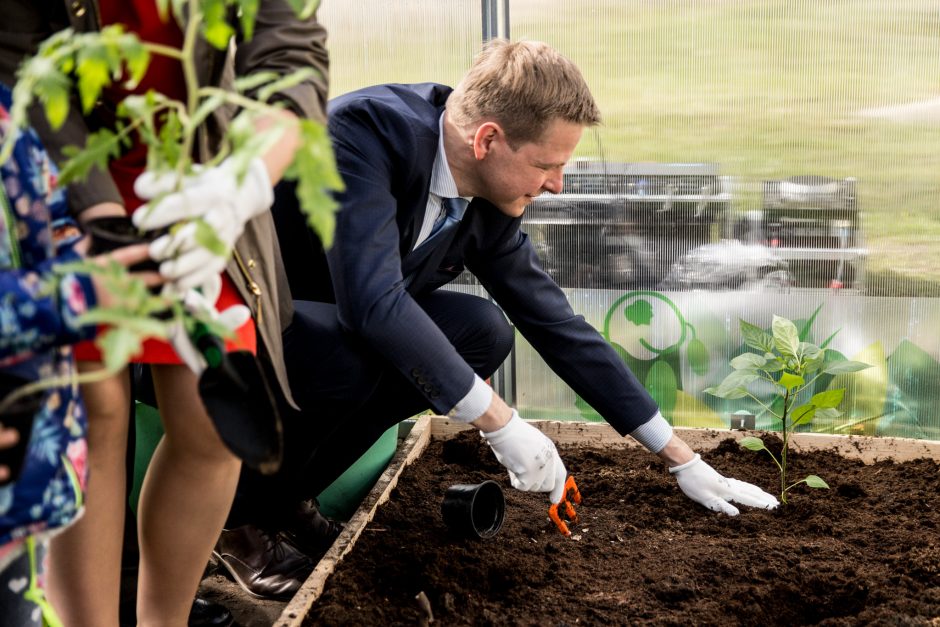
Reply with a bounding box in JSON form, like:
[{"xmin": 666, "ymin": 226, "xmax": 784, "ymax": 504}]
[
  {"xmin": 0, "ymin": 375, "xmax": 45, "ymax": 487},
  {"xmin": 441, "ymin": 480, "xmax": 505, "ymax": 539},
  {"xmin": 84, "ymin": 216, "xmax": 161, "ymax": 272}
]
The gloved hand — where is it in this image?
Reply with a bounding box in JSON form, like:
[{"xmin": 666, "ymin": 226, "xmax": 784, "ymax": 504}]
[
  {"xmin": 481, "ymin": 410, "xmax": 568, "ymax": 503},
  {"xmin": 166, "ymin": 274, "xmax": 252, "ymax": 375},
  {"xmin": 670, "ymin": 453, "xmax": 779, "ymax": 515},
  {"xmin": 132, "ymin": 157, "xmax": 274, "ymax": 293}
]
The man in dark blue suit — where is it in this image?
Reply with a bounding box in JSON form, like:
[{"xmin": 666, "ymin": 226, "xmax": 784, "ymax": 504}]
[{"xmin": 239, "ymin": 40, "xmax": 777, "ymax": 574}]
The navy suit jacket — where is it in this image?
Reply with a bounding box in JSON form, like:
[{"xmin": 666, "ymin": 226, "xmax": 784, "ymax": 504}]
[{"xmin": 321, "ymin": 82, "xmax": 658, "ymax": 435}]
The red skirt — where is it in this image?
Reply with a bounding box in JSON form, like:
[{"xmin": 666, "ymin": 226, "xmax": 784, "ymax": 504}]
[{"xmin": 74, "ymin": 273, "xmax": 257, "ymax": 363}]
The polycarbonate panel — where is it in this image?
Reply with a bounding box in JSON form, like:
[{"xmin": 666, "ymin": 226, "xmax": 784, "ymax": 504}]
[
  {"xmin": 319, "ymin": 1, "xmax": 481, "ymax": 98},
  {"xmin": 508, "ymin": 0, "xmax": 940, "ymax": 441},
  {"xmin": 323, "ymin": 1, "xmax": 940, "ymax": 440}
]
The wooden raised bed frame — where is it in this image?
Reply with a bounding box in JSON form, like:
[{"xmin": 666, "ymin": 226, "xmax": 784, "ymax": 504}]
[{"xmin": 274, "ymin": 417, "xmax": 940, "ymax": 626}]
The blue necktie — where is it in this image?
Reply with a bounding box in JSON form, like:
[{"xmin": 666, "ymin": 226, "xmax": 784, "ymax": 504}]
[{"xmin": 402, "ymin": 197, "xmax": 469, "ymax": 281}]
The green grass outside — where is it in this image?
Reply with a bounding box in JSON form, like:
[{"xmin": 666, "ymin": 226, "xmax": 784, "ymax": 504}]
[{"xmin": 321, "ymin": 0, "xmax": 940, "ymax": 291}]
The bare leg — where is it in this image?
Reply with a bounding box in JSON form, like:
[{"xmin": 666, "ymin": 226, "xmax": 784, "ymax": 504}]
[
  {"xmin": 46, "ymin": 364, "xmax": 131, "ymax": 627},
  {"xmin": 136, "ymin": 364, "xmax": 241, "ymax": 626}
]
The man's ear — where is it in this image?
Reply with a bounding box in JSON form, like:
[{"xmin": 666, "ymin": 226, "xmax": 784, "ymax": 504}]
[{"xmin": 472, "ymin": 122, "xmax": 502, "ymax": 160}]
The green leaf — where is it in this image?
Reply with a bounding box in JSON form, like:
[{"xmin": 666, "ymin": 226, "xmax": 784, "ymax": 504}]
[
  {"xmin": 238, "ymin": 0, "xmax": 261, "ymax": 40},
  {"xmin": 193, "ymin": 218, "xmax": 229, "ymax": 258},
  {"xmin": 810, "ymin": 388, "xmax": 845, "ymax": 409},
  {"xmin": 59, "ymin": 129, "xmax": 123, "ymax": 184},
  {"xmin": 706, "ymin": 369, "xmax": 758, "ymax": 399},
  {"xmin": 814, "ymin": 407, "xmax": 842, "ymax": 421},
  {"xmin": 97, "ymin": 327, "xmax": 144, "ymax": 373},
  {"xmin": 804, "ymin": 475, "xmax": 829, "ymax": 489},
  {"xmin": 799, "ymin": 342, "xmax": 823, "ymax": 362},
  {"xmin": 740, "ymin": 320, "xmax": 774, "ymax": 353},
  {"xmin": 772, "ymin": 315, "xmax": 801, "ymax": 359},
  {"xmin": 790, "ymin": 404, "xmax": 816, "ymax": 426},
  {"xmin": 200, "ymin": 0, "xmax": 235, "ymax": 49},
  {"xmin": 33, "ymin": 70, "xmax": 72, "ymax": 130},
  {"xmin": 121, "ymin": 37, "xmax": 150, "ymax": 88},
  {"xmin": 283, "ymin": 119, "xmax": 342, "ymax": 248},
  {"xmin": 283, "ymin": 0, "xmax": 320, "ymax": 20},
  {"xmin": 729, "ymin": 352, "xmax": 765, "ymax": 370},
  {"xmin": 823, "ymin": 360, "xmax": 871, "ymax": 374},
  {"xmin": 796, "ymin": 303, "xmax": 824, "ymax": 341},
  {"xmin": 76, "ymin": 45, "xmax": 113, "ymax": 113},
  {"xmin": 686, "ymin": 338, "xmax": 709, "ymax": 376},
  {"xmin": 778, "ymin": 371, "xmax": 804, "ymax": 391},
  {"xmin": 739, "ymin": 437, "xmax": 766, "ymax": 452}
]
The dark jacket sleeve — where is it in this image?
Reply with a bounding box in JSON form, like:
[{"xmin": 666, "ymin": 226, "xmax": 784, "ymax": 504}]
[
  {"xmin": 0, "ymin": 0, "xmax": 123, "ymax": 216},
  {"xmin": 235, "ymin": 0, "xmax": 330, "ymax": 123},
  {"xmin": 466, "ymin": 215, "xmax": 661, "ymax": 436},
  {"xmin": 325, "ymin": 99, "xmax": 477, "ymax": 414}
]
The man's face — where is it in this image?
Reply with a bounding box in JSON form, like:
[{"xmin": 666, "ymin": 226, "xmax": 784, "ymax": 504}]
[{"xmin": 478, "ymin": 119, "xmax": 584, "ymax": 218}]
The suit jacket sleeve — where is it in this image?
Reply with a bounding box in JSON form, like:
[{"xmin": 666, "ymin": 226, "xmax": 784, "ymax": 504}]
[
  {"xmin": 326, "ymin": 100, "xmax": 477, "ymax": 414},
  {"xmin": 466, "ymin": 214, "xmax": 661, "ymax": 436}
]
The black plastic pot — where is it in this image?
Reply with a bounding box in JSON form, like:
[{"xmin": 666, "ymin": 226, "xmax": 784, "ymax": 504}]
[
  {"xmin": 441, "ymin": 480, "xmax": 505, "ymax": 539},
  {"xmin": 194, "ymin": 326, "xmax": 283, "ymax": 475},
  {"xmin": 0, "ymin": 374, "xmax": 45, "ymax": 487},
  {"xmin": 84, "ymin": 216, "xmax": 161, "ymax": 272}
]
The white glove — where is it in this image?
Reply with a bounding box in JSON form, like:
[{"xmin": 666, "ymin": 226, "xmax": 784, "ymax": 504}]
[
  {"xmin": 166, "ymin": 275, "xmax": 252, "ymax": 375},
  {"xmin": 481, "ymin": 410, "xmax": 568, "ymax": 503},
  {"xmin": 670, "ymin": 453, "xmax": 779, "ymax": 516},
  {"xmin": 132, "ymin": 157, "xmax": 274, "ymax": 293}
]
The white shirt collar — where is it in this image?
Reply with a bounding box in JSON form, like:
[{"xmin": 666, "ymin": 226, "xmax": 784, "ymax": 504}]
[{"xmin": 430, "ymin": 113, "xmax": 471, "ymax": 202}]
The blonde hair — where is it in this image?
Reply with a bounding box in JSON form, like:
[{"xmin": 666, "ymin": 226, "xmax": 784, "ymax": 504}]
[{"xmin": 447, "ymin": 39, "xmax": 601, "ymax": 147}]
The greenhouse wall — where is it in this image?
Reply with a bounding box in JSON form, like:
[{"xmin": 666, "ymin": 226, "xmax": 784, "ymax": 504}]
[{"xmin": 319, "ymin": 1, "xmax": 940, "ymax": 440}]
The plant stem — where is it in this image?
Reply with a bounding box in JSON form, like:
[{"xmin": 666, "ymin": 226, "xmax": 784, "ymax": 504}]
[
  {"xmin": 0, "ymin": 367, "xmax": 121, "ymax": 416},
  {"xmin": 780, "ymin": 387, "xmax": 790, "ymax": 503},
  {"xmin": 175, "ymin": 2, "xmax": 202, "ymax": 184},
  {"xmin": 142, "ymin": 42, "xmax": 185, "ymax": 61},
  {"xmin": 198, "ymin": 87, "xmax": 276, "ymax": 114}
]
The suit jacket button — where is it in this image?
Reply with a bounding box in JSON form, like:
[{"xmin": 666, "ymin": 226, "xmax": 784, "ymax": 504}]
[
  {"xmin": 416, "ymin": 376, "xmax": 426, "ymax": 385},
  {"xmin": 430, "ymin": 391, "xmax": 440, "ymax": 400},
  {"xmin": 411, "ymin": 368, "xmax": 421, "ymax": 377}
]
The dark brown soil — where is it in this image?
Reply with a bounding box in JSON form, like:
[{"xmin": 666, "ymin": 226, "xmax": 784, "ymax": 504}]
[{"xmin": 305, "ymin": 432, "xmax": 940, "ymax": 626}]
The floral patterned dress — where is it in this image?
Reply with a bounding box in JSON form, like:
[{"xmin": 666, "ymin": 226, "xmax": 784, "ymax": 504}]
[{"xmin": 0, "ymin": 82, "xmax": 95, "ymax": 596}]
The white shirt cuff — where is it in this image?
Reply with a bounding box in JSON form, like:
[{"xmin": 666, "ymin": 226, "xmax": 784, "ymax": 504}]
[
  {"xmin": 628, "ymin": 412, "xmax": 673, "ymax": 453},
  {"xmin": 446, "ymin": 375, "xmax": 493, "ymax": 423}
]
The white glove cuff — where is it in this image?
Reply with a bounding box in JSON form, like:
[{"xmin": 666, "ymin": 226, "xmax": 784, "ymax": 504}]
[
  {"xmin": 243, "ymin": 157, "xmax": 275, "ymax": 216},
  {"xmin": 668, "ymin": 453, "xmax": 702, "ymax": 475},
  {"xmin": 480, "ymin": 409, "xmax": 523, "ymax": 445},
  {"xmin": 629, "ymin": 412, "xmax": 673, "ymax": 453}
]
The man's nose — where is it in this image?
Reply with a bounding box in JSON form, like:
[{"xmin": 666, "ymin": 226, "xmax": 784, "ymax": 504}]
[{"xmin": 542, "ymin": 170, "xmax": 564, "ymax": 194}]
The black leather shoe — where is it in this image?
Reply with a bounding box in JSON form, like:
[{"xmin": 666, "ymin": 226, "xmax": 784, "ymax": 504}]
[
  {"xmin": 282, "ymin": 499, "xmax": 344, "ymax": 560},
  {"xmin": 190, "ymin": 597, "xmax": 234, "ymax": 627},
  {"xmin": 213, "ymin": 525, "xmax": 314, "ymax": 600},
  {"xmin": 119, "ymin": 595, "xmax": 232, "ymax": 627},
  {"xmin": 119, "ymin": 568, "xmax": 232, "ymax": 627}
]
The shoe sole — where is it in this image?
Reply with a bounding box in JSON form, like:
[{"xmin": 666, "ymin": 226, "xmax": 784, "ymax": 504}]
[{"xmin": 210, "ymin": 550, "xmax": 295, "ymax": 602}]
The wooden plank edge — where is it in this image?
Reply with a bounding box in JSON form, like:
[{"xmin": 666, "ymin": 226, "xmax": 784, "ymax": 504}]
[
  {"xmin": 428, "ymin": 417, "xmax": 940, "ymax": 463},
  {"xmin": 274, "ymin": 416, "xmax": 434, "ymax": 627}
]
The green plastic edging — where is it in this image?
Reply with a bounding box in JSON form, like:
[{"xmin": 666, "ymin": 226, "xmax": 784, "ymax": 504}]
[{"xmin": 316, "ymin": 424, "xmax": 399, "ymax": 520}]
